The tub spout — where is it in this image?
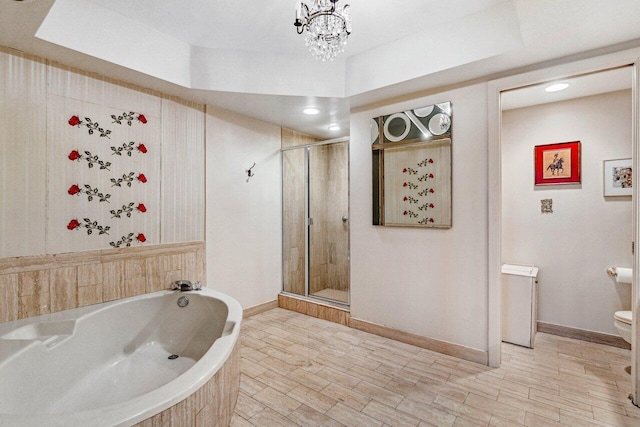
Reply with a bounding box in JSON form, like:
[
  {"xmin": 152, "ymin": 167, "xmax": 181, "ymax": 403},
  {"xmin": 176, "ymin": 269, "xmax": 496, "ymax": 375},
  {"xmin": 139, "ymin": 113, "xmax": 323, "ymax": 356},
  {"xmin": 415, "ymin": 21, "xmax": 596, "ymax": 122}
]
[{"xmin": 171, "ymin": 280, "xmax": 202, "ymax": 292}]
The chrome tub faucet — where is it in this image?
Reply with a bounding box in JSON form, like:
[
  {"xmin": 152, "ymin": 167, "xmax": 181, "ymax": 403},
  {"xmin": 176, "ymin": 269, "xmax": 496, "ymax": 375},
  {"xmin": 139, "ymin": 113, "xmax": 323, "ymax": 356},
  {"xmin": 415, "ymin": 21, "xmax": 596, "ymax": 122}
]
[{"xmin": 171, "ymin": 280, "xmax": 202, "ymax": 292}]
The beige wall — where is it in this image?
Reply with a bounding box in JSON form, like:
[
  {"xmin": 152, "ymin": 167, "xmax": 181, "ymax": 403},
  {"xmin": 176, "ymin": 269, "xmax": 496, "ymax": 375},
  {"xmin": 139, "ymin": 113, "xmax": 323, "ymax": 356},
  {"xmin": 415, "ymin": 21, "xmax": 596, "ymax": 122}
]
[
  {"xmin": 350, "ymin": 84, "xmax": 490, "ymax": 353},
  {"xmin": 0, "ymin": 46, "xmax": 286, "ymax": 316},
  {"xmin": 205, "ymin": 107, "xmax": 282, "ymax": 309},
  {"xmin": 0, "ymin": 48, "xmax": 205, "ymax": 259},
  {"xmin": 0, "ymin": 48, "xmax": 206, "ymax": 320},
  {"xmin": 0, "ymin": 50, "xmax": 47, "ymax": 256},
  {"xmin": 502, "ymin": 90, "xmax": 633, "ymax": 335}
]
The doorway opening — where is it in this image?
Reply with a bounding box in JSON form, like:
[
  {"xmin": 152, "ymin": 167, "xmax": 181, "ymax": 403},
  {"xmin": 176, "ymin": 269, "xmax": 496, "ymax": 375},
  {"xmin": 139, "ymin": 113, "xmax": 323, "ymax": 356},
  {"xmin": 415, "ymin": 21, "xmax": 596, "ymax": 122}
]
[
  {"xmin": 500, "ymin": 66, "xmax": 633, "ymax": 350},
  {"xmin": 489, "ymin": 59, "xmax": 639, "ymax": 405}
]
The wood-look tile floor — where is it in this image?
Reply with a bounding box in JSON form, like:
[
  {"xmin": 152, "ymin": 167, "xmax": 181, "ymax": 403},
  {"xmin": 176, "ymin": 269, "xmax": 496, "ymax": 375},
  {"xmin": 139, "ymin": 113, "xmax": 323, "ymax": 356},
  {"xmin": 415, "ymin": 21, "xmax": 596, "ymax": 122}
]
[{"xmin": 232, "ymin": 308, "xmax": 640, "ymax": 426}]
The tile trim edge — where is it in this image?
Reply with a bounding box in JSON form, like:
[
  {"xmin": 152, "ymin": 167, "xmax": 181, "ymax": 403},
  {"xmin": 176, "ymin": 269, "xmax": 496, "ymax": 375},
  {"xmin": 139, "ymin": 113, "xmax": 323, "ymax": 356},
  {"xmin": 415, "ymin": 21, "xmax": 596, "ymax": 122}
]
[
  {"xmin": 537, "ymin": 321, "xmax": 631, "ymax": 349},
  {"xmin": 243, "ymin": 300, "xmax": 278, "ymax": 319},
  {"xmin": 0, "ymin": 241, "xmax": 205, "ymax": 274},
  {"xmin": 278, "ymin": 294, "xmax": 350, "ymax": 326},
  {"xmin": 277, "ymin": 293, "xmax": 488, "ymax": 365},
  {"xmin": 348, "ymin": 316, "xmax": 488, "ymax": 365}
]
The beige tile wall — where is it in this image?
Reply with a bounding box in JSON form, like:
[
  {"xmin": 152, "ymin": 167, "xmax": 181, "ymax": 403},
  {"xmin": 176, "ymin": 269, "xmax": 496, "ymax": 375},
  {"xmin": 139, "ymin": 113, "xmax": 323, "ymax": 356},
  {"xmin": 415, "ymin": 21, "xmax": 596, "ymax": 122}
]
[
  {"xmin": 281, "ymin": 128, "xmax": 320, "ymax": 149},
  {"xmin": 133, "ymin": 339, "xmax": 240, "ymax": 427},
  {"xmin": 281, "ymin": 128, "xmax": 320, "ymax": 296},
  {"xmin": 309, "ymin": 142, "xmax": 349, "ymax": 294},
  {"xmin": 0, "ymin": 241, "xmax": 205, "ymax": 323},
  {"xmin": 279, "ymin": 294, "xmax": 350, "ymax": 326},
  {"xmin": 282, "ymin": 147, "xmax": 306, "ymax": 296}
]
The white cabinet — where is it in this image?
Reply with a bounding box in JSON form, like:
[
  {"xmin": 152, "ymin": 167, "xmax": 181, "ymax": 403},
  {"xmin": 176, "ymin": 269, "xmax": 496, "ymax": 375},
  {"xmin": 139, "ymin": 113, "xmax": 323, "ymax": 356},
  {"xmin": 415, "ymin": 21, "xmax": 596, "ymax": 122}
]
[{"xmin": 501, "ymin": 264, "xmax": 538, "ymax": 348}]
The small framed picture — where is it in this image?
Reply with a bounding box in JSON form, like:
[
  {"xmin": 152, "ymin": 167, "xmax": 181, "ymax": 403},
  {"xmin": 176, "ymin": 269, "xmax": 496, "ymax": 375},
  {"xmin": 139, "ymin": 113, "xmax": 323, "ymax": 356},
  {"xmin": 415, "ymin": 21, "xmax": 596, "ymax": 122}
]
[
  {"xmin": 603, "ymin": 158, "xmax": 632, "ymax": 196},
  {"xmin": 534, "ymin": 141, "xmax": 581, "ymax": 186}
]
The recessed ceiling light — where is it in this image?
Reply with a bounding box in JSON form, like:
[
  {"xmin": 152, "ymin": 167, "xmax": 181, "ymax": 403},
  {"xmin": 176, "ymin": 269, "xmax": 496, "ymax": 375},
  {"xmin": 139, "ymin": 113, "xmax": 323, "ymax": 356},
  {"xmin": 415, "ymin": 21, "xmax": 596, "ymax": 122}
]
[
  {"xmin": 303, "ymin": 108, "xmax": 320, "ymax": 115},
  {"xmin": 328, "ymin": 124, "xmax": 340, "ymax": 131},
  {"xmin": 545, "ymin": 83, "xmax": 570, "ymax": 93}
]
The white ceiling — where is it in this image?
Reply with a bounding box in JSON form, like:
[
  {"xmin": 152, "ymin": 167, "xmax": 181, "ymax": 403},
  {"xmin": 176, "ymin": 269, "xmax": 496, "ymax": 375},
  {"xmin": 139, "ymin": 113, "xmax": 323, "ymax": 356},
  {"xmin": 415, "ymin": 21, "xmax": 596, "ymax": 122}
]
[
  {"xmin": 2, "ymin": 0, "xmax": 640, "ymax": 139},
  {"xmin": 501, "ymin": 67, "xmax": 633, "ymax": 111},
  {"xmin": 86, "ymin": 0, "xmax": 507, "ymax": 57}
]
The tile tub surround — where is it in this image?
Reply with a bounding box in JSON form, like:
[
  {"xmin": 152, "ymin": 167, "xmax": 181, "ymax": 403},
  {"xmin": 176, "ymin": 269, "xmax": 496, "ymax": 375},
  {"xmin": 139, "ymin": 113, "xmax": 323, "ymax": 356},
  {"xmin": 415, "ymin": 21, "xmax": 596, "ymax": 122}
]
[
  {"xmin": 134, "ymin": 341, "xmax": 240, "ymax": 427},
  {"xmin": 0, "ymin": 241, "xmax": 205, "ymax": 323},
  {"xmin": 233, "ymin": 308, "xmax": 640, "ymax": 426},
  {"xmin": 1, "ymin": 287, "xmax": 241, "ymax": 426}
]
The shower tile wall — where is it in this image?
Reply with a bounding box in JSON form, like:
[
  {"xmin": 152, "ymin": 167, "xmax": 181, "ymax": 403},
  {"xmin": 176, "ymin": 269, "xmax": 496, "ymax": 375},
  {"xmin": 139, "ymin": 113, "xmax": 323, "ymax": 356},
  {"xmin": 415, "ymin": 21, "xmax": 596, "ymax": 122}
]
[
  {"xmin": 282, "ymin": 129, "xmax": 319, "ymax": 296},
  {"xmin": 281, "ymin": 129, "xmax": 349, "ymax": 303},
  {"xmin": 282, "ymin": 147, "xmax": 306, "ymax": 296},
  {"xmin": 282, "ymin": 128, "xmax": 320, "ymax": 149},
  {"xmin": 309, "ymin": 143, "xmax": 349, "ymax": 296}
]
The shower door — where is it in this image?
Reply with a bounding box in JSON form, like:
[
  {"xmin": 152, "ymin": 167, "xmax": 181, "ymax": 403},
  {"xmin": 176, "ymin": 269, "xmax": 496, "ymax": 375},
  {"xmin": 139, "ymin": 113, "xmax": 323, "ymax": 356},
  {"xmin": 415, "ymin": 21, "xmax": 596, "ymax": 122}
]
[{"xmin": 282, "ymin": 140, "xmax": 349, "ymax": 305}]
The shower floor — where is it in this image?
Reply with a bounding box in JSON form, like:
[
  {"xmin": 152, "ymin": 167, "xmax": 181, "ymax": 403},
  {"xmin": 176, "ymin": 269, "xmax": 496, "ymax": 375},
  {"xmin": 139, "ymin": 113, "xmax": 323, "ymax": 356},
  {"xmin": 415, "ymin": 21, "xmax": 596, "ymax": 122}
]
[{"xmin": 310, "ymin": 288, "xmax": 348, "ymax": 303}]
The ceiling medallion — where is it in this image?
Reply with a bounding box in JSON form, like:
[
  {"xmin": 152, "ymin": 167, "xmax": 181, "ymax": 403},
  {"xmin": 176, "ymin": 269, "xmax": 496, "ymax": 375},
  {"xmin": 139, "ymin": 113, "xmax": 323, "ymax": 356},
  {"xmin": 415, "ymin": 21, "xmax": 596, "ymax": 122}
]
[{"xmin": 294, "ymin": 0, "xmax": 352, "ymax": 62}]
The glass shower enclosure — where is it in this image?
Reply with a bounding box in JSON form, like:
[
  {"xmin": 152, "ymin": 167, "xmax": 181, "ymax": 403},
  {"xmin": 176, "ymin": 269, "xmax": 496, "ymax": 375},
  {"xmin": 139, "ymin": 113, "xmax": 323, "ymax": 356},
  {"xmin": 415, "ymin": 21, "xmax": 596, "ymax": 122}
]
[{"xmin": 282, "ymin": 138, "xmax": 349, "ymax": 305}]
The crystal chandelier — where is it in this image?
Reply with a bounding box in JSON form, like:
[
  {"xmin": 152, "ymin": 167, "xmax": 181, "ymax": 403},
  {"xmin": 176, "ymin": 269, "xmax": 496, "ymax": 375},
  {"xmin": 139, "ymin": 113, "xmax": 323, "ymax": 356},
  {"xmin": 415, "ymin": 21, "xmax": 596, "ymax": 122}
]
[{"xmin": 294, "ymin": 0, "xmax": 352, "ymax": 61}]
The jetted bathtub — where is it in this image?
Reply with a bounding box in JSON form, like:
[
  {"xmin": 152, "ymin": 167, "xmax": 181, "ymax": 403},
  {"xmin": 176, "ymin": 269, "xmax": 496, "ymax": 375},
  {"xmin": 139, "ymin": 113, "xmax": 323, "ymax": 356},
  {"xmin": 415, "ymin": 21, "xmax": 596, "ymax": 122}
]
[{"xmin": 0, "ymin": 287, "xmax": 242, "ymax": 426}]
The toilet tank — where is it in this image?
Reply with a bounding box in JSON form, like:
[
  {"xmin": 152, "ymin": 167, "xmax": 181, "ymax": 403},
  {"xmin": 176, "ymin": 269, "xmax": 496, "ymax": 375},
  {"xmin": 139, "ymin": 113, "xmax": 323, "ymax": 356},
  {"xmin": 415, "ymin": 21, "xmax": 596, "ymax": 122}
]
[{"xmin": 501, "ymin": 264, "xmax": 539, "ymax": 348}]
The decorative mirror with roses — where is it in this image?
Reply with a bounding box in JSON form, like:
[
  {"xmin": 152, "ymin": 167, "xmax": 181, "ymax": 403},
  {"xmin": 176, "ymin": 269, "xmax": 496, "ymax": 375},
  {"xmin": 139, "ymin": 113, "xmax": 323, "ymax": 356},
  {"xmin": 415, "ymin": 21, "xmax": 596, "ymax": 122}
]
[{"xmin": 372, "ymin": 102, "xmax": 452, "ymax": 228}]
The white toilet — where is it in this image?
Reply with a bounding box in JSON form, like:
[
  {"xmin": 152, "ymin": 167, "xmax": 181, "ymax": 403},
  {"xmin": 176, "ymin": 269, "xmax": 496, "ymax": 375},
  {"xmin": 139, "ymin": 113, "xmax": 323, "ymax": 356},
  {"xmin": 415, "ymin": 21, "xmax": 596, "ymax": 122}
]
[
  {"xmin": 610, "ymin": 267, "xmax": 633, "ymax": 345},
  {"xmin": 614, "ymin": 310, "xmax": 632, "ymax": 345}
]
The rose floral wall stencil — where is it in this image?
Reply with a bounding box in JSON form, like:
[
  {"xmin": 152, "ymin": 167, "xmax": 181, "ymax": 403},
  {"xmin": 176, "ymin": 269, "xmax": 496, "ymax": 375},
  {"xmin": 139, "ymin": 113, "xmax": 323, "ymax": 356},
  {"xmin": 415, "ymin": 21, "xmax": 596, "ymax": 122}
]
[
  {"xmin": 67, "ymin": 218, "xmax": 111, "ymax": 235},
  {"xmin": 67, "ymin": 111, "xmax": 151, "ymax": 247},
  {"xmin": 111, "ymin": 112, "xmax": 147, "ymax": 126},
  {"xmin": 47, "ymin": 94, "xmax": 160, "ymax": 253},
  {"xmin": 68, "ymin": 184, "xmax": 111, "ymax": 203},
  {"xmin": 68, "ymin": 149, "xmax": 112, "ymax": 170},
  {"xmin": 110, "ymin": 141, "xmax": 148, "ymax": 157},
  {"xmin": 396, "ymin": 155, "xmax": 439, "ymax": 225},
  {"xmin": 68, "ymin": 115, "xmax": 112, "ymax": 138}
]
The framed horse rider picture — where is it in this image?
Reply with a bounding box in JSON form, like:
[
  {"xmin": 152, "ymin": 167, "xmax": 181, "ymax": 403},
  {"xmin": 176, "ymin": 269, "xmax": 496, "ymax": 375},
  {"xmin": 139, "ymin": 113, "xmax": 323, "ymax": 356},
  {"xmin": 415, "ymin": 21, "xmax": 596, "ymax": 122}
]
[{"xmin": 534, "ymin": 141, "xmax": 581, "ymax": 186}]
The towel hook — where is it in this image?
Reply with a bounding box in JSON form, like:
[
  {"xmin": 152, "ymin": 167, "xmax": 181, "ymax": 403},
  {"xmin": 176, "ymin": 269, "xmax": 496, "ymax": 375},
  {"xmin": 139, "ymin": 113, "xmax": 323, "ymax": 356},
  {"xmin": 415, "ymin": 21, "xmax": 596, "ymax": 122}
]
[{"xmin": 246, "ymin": 163, "xmax": 256, "ymax": 182}]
